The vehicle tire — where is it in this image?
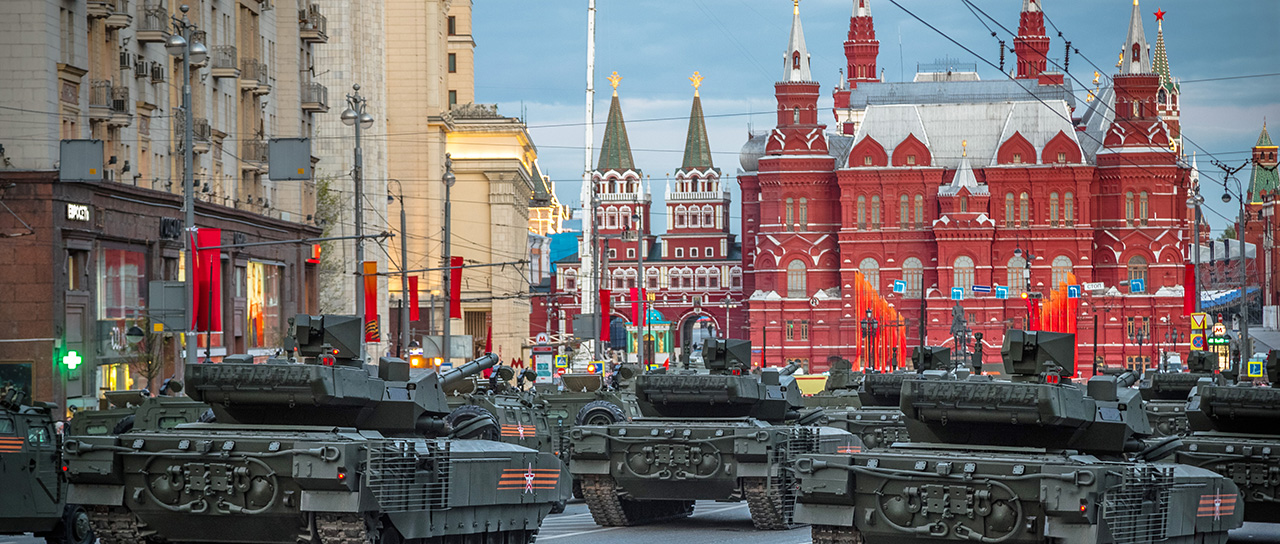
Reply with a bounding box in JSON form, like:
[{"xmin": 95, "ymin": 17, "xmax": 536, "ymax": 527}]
[
  {"xmin": 44, "ymin": 505, "xmax": 94, "ymax": 544},
  {"xmin": 550, "ymin": 500, "xmax": 567, "ymax": 514},
  {"xmin": 572, "ymin": 478, "xmax": 584, "ymax": 500},
  {"xmin": 574, "ymin": 400, "xmax": 626, "ymax": 426},
  {"xmin": 446, "ymin": 405, "xmax": 500, "ymax": 440},
  {"xmin": 111, "ymin": 415, "xmax": 135, "ymax": 435}
]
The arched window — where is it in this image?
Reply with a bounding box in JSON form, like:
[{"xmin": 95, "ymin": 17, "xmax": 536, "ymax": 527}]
[
  {"xmin": 1051, "ymin": 256, "xmax": 1073, "ymax": 288},
  {"xmin": 959, "ymin": 196, "xmax": 968, "ymax": 213},
  {"xmin": 1005, "ymin": 193, "xmax": 1015, "ymax": 227},
  {"xmin": 607, "ymin": 207, "xmax": 618, "ymax": 229},
  {"xmin": 646, "ymin": 268, "xmax": 659, "ymax": 290},
  {"xmin": 793, "ymin": 107, "xmax": 800, "ymax": 124},
  {"xmin": 785, "ymin": 198, "xmax": 794, "ymax": 230},
  {"xmin": 1049, "ymin": 192, "xmax": 1059, "ymax": 226},
  {"xmin": 787, "ymin": 259, "xmax": 807, "ymax": 298},
  {"xmin": 860, "ymin": 258, "xmax": 880, "ymax": 293},
  {"xmin": 1127, "ymin": 256, "xmax": 1148, "ymax": 291},
  {"xmin": 857, "ymin": 196, "xmax": 867, "ymax": 230},
  {"xmin": 1019, "ymin": 192, "xmax": 1029, "ymax": 227},
  {"xmin": 675, "ymin": 205, "xmax": 686, "ymax": 228},
  {"xmin": 914, "ymin": 194, "xmax": 924, "ymax": 229},
  {"xmin": 1064, "ymin": 193, "xmax": 1075, "ymax": 227},
  {"xmin": 792, "ymin": 52, "xmax": 801, "ymax": 70},
  {"xmin": 619, "ymin": 206, "xmax": 632, "ymax": 228},
  {"xmin": 1007, "ymin": 256, "xmax": 1027, "ymax": 293},
  {"xmin": 871, "ymin": 196, "xmax": 881, "ymax": 228},
  {"xmin": 798, "ymin": 198, "xmax": 808, "ymax": 229},
  {"xmin": 563, "ymin": 269, "xmax": 577, "ymax": 291},
  {"xmin": 696, "ymin": 267, "xmax": 709, "ymax": 289},
  {"xmin": 730, "ymin": 266, "xmax": 743, "ymax": 289},
  {"xmin": 1125, "ymin": 191, "xmax": 1135, "ymax": 226},
  {"xmin": 702, "ymin": 205, "xmax": 714, "ymax": 227},
  {"xmin": 953, "ymin": 256, "xmax": 975, "ymax": 295},
  {"xmin": 900, "ymin": 194, "xmax": 909, "ymax": 229},
  {"xmin": 903, "ymin": 258, "xmax": 923, "ymax": 299},
  {"xmin": 1139, "ymin": 191, "xmax": 1149, "ymax": 226}
]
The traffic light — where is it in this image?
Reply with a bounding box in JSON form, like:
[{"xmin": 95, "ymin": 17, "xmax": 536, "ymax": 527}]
[
  {"xmin": 409, "ymin": 354, "xmax": 427, "ymax": 368},
  {"xmin": 61, "ymin": 350, "xmax": 82, "ymax": 370}
]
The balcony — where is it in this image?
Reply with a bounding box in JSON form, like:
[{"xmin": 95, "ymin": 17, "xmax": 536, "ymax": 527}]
[
  {"xmin": 240, "ymin": 139, "xmax": 268, "ymax": 172},
  {"xmin": 252, "ymin": 62, "xmax": 270, "ymax": 95},
  {"xmin": 299, "ymin": 6, "xmax": 327, "ymax": 43},
  {"xmin": 239, "ymin": 59, "xmax": 261, "ymax": 92},
  {"xmin": 87, "ymin": 0, "xmax": 113, "ymax": 19},
  {"xmin": 108, "ymin": 86, "xmax": 131, "ymax": 127},
  {"xmin": 136, "ymin": 3, "xmax": 170, "ymax": 43},
  {"xmin": 209, "ymin": 45, "xmax": 238, "ymax": 79},
  {"xmin": 89, "ymin": 80, "xmax": 112, "ymax": 121},
  {"xmin": 176, "ymin": 116, "xmax": 212, "ymax": 154},
  {"xmin": 301, "ymin": 81, "xmax": 328, "ymax": 113},
  {"xmin": 105, "ymin": 0, "xmax": 132, "ymax": 29}
]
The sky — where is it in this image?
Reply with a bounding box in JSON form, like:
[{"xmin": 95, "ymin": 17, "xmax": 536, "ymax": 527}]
[{"xmin": 471, "ymin": 0, "xmax": 1280, "ymax": 237}]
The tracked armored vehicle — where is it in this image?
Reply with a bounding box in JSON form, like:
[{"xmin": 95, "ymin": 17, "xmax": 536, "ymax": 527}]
[
  {"xmin": 1168, "ymin": 352, "xmax": 1280, "ymax": 523},
  {"xmin": 816, "ymin": 347, "xmax": 949, "ymax": 450},
  {"xmin": 1138, "ymin": 351, "xmax": 1226, "ymax": 437},
  {"xmin": 64, "ymin": 315, "xmax": 564, "ymax": 544},
  {"xmin": 569, "ymin": 338, "xmax": 852, "ymax": 530},
  {"xmin": 795, "ymin": 330, "xmax": 1245, "ymax": 544},
  {"xmin": 66, "ymin": 386, "xmax": 209, "ymax": 437},
  {"xmin": 802, "ymin": 357, "xmax": 864, "ymax": 409},
  {"xmin": 0, "ymin": 387, "xmax": 94, "ymax": 544}
]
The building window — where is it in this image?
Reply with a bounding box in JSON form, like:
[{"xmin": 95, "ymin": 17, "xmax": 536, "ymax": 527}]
[
  {"xmin": 903, "ymin": 258, "xmax": 923, "ymax": 299},
  {"xmin": 565, "ymin": 272, "xmax": 576, "ymax": 291},
  {"xmin": 675, "ymin": 247, "xmax": 684, "ymax": 258},
  {"xmin": 1051, "ymin": 256, "xmax": 1073, "ymax": 288},
  {"xmin": 67, "ymin": 249, "xmax": 89, "ymax": 291},
  {"xmin": 731, "ymin": 267, "xmax": 742, "ymax": 289},
  {"xmin": 98, "ymin": 248, "xmax": 147, "ymax": 319},
  {"xmin": 900, "ymin": 194, "xmax": 909, "ymax": 229},
  {"xmin": 647, "ymin": 269, "xmax": 659, "ymax": 289},
  {"xmin": 627, "ymin": 248, "xmax": 635, "ymax": 259},
  {"xmin": 448, "ymin": 90, "xmax": 457, "ymax": 107},
  {"xmin": 793, "ymin": 107, "xmax": 800, "ymax": 124},
  {"xmin": 1005, "ymin": 193, "xmax": 1015, "ymax": 228},
  {"xmin": 705, "ymin": 246, "xmax": 714, "ymax": 258},
  {"xmin": 690, "ymin": 247, "xmax": 699, "ymax": 258},
  {"xmin": 1127, "ymin": 256, "xmax": 1148, "ymax": 291},
  {"xmin": 798, "ymin": 198, "xmax": 808, "ymax": 229},
  {"xmin": 860, "ymin": 258, "xmax": 880, "ymax": 293},
  {"xmin": 959, "ymin": 196, "xmax": 968, "ymax": 214},
  {"xmin": 1012, "ymin": 152, "xmax": 1023, "ymax": 164},
  {"xmin": 697, "ymin": 269, "xmax": 708, "ymax": 288},
  {"xmin": 247, "ymin": 262, "xmax": 282, "ymax": 349},
  {"xmin": 1008, "ymin": 256, "xmax": 1028, "ymax": 292},
  {"xmin": 1019, "ymin": 192, "xmax": 1029, "ymax": 227},
  {"xmin": 907, "ymin": 154, "xmax": 916, "ymax": 165},
  {"xmin": 609, "ymin": 248, "xmax": 617, "ymax": 259},
  {"xmin": 448, "ymin": 53, "xmax": 457, "ymax": 73},
  {"xmin": 801, "ymin": 320, "xmax": 810, "ymax": 340},
  {"xmin": 1057, "ymin": 151, "xmax": 1067, "ymax": 164},
  {"xmin": 787, "ymin": 259, "xmax": 807, "ymax": 298},
  {"xmin": 1065, "ymin": 192, "xmax": 1075, "ymax": 227},
  {"xmin": 953, "ymin": 256, "xmax": 975, "ymax": 295},
  {"xmin": 785, "ymin": 198, "xmax": 794, "ymax": 230},
  {"xmin": 703, "ymin": 205, "xmax": 714, "ymax": 226},
  {"xmin": 1125, "ymin": 191, "xmax": 1135, "ymax": 226},
  {"xmin": 447, "ymin": 15, "xmax": 456, "ymax": 35},
  {"xmin": 864, "ymin": 155, "xmax": 873, "ymax": 166},
  {"xmin": 914, "ymin": 195, "xmax": 924, "ymax": 229},
  {"xmin": 709, "ymin": 270, "xmax": 720, "ymax": 288},
  {"xmin": 1139, "ymin": 191, "xmax": 1149, "ymax": 226},
  {"xmin": 871, "ymin": 196, "xmax": 881, "ymax": 229},
  {"xmin": 857, "ymin": 196, "xmax": 867, "ymax": 230},
  {"xmin": 1049, "ymin": 192, "xmax": 1059, "ymax": 227},
  {"xmin": 786, "ymin": 320, "xmax": 795, "ymax": 340},
  {"xmin": 675, "ymin": 205, "xmax": 686, "ymax": 227}
]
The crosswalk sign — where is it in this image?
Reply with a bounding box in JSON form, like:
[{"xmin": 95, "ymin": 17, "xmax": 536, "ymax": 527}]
[
  {"xmin": 1190, "ymin": 312, "xmax": 1209, "ymax": 330},
  {"xmin": 1190, "ymin": 333, "xmax": 1205, "ymax": 351},
  {"xmin": 1248, "ymin": 360, "xmax": 1264, "ymax": 378}
]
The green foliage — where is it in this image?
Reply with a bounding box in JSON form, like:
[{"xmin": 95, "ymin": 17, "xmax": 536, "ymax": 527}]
[
  {"xmin": 1220, "ymin": 226, "xmax": 1237, "ymax": 240},
  {"xmin": 315, "ymin": 175, "xmax": 347, "ymax": 313}
]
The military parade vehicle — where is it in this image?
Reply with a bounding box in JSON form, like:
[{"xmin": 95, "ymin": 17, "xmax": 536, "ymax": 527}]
[
  {"xmin": 802, "ymin": 357, "xmax": 863, "ymax": 409},
  {"xmin": 1166, "ymin": 351, "xmax": 1280, "ymax": 523},
  {"xmin": 63, "ymin": 314, "xmax": 565, "ymax": 544},
  {"xmin": 815, "ymin": 347, "xmax": 950, "ymax": 450},
  {"xmin": 569, "ymin": 338, "xmax": 853, "ymax": 530},
  {"xmin": 1138, "ymin": 351, "xmax": 1226, "ymax": 437},
  {"xmin": 794, "ymin": 330, "xmax": 1245, "ymax": 544},
  {"xmin": 0, "ymin": 385, "xmax": 94, "ymax": 544},
  {"xmin": 65, "ymin": 384, "xmax": 209, "ymax": 437}
]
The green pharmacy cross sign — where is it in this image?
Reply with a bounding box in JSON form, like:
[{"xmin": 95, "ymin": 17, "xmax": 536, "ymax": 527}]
[{"xmin": 62, "ymin": 350, "xmax": 82, "ymax": 370}]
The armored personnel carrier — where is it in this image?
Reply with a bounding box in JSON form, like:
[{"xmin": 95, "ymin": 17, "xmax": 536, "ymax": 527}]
[
  {"xmin": 1138, "ymin": 351, "xmax": 1226, "ymax": 437},
  {"xmin": 64, "ymin": 314, "xmax": 564, "ymax": 544},
  {"xmin": 569, "ymin": 338, "xmax": 852, "ymax": 530},
  {"xmin": 66, "ymin": 385, "xmax": 209, "ymax": 437},
  {"xmin": 0, "ymin": 386, "xmax": 94, "ymax": 544},
  {"xmin": 817, "ymin": 347, "xmax": 949, "ymax": 450},
  {"xmin": 795, "ymin": 330, "xmax": 1244, "ymax": 544},
  {"xmin": 1168, "ymin": 351, "xmax": 1280, "ymax": 522}
]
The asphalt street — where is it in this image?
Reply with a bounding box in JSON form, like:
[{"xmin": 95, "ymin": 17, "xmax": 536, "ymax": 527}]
[{"xmin": 2, "ymin": 503, "xmax": 1277, "ymax": 544}]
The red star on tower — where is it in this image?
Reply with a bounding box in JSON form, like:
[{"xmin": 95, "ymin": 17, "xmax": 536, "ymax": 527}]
[{"xmin": 1154, "ymin": 8, "xmax": 1166, "ymax": 21}]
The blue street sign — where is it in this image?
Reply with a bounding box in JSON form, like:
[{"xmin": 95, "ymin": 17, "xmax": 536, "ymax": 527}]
[
  {"xmin": 893, "ymin": 280, "xmax": 906, "ymax": 294},
  {"xmin": 972, "ymin": 285, "xmax": 991, "ymax": 294},
  {"xmin": 1130, "ymin": 279, "xmax": 1146, "ymax": 293},
  {"xmin": 1067, "ymin": 285, "xmax": 1081, "ymax": 299},
  {"xmin": 951, "ymin": 287, "xmax": 964, "ymax": 301},
  {"xmin": 995, "ymin": 286, "xmax": 1009, "ymax": 300}
]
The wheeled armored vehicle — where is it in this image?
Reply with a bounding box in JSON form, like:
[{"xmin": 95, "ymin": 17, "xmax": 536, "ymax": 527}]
[
  {"xmin": 64, "ymin": 314, "xmax": 565, "ymax": 544},
  {"xmin": 569, "ymin": 338, "xmax": 852, "ymax": 530},
  {"xmin": 0, "ymin": 386, "xmax": 94, "ymax": 544},
  {"xmin": 1138, "ymin": 351, "xmax": 1225, "ymax": 437},
  {"xmin": 795, "ymin": 330, "xmax": 1245, "ymax": 544}
]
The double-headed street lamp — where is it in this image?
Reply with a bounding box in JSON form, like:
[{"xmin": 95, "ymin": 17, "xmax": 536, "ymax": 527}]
[
  {"xmin": 441, "ymin": 154, "xmax": 456, "ymax": 365},
  {"xmin": 341, "ymin": 85, "xmax": 375, "ymax": 361},
  {"xmin": 165, "ymin": 5, "xmax": 206, "ymax": 371},
  {"xmin": 388, "ymin": 179, "xmax": 408, "ymax": 357},
  {"xmin": 860, "ymin": 308, "xmax": 879, "ymax": 371},
  {"xmin": 1217, "ymin": 159, "xmax": 1253, "ymax": 370}
]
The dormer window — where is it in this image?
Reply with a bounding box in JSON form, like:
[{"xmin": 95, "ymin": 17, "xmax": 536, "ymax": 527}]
[
  {"xmin": 1012, "ymin": 153, "xmax": 1022, "ymax": 164},
  {"xmin": 906, "ymin": 154, "xmax": 916, "ymax": 165},
  {"xmin": 1057, "ymin": 151, "xmax": 1067, "ymax": 164},
  {"xmin": 792, "ymin": 52, "xmax": 801, "ymax": 70},
  {"xmin": 793, "ymin": 107, "xmax": 800, "ymax": 124},
  {"xmin": 863, "ymin": 155, "xmax": 872, "ymax": 166}
]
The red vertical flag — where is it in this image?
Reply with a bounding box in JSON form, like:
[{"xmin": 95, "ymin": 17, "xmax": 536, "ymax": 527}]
[
  {"xmin": 190, "ymin": 228, "xmax": 223, "ymax": 331},
  {"xmin": 599, "ymin": 289, "xmax": 611, "ymax": 343},
  {"xmin": 1183, "ymin": 263, "xmax": 1197, "ymax": 316},
  {"xmin": 408, "ymin": 276, "xmax": 420, "ymax": 322},
  {"xmin": 449, "ymin": 256, "xmax": 463, "ymax": 319},
  {"xmin": 630, "ymin": 287, "xmax": 641, "ymax": 325},
  {"xmin": 363, "ymin": 261, "xmax": 380, "ymax": 342}
]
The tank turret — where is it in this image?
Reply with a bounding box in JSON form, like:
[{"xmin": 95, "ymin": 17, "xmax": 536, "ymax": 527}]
[
  {"xmin": 1186, "ymin": 353, "xmax": 1280, "ymax": 434},
  {"xmin": 900, "ymin": 330, "xmax": 1150, "ymax": 454},
  {"xmin": 634, "ymin": 338, "xmax": 804, "ymax": 422},
  {"xmin": 1141, "ymin": 351, "xmax": 1226, "ymax": 401},
  {"xmin": 187, "ymin": 314, "xmax": 498, "ymax": 436},
  {"xmin": 779, "ymin": 361, "xmax": 803, "ymax": 376},
  {"xmin": 856, "ymin": 346, "xmax": 948, "ymax": 407}
]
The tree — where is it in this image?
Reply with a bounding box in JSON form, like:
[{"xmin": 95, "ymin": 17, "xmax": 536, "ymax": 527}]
[
  {"xmin": 1220, "ymin": 226, "xmax": 1237, "ymax": 240},
  {"xmin": 122, "ymin": 319, "xmax": 166, "ymax": 396},
  {"xmin": 314, "ymin": 175, "xmax": 348, "ymax": 314}
]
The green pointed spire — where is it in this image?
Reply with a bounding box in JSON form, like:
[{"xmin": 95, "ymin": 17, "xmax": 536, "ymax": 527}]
[
  {"xmin": 681, "ymin": 92, "xmax": 714, "ymax": 171},
  {"xmin": 596, "ymin": 89, "xmax": 637, "ymax": 173},
  {"xmin": 1152, "ymin": 16, "xmax": 1178, "ymax": 94},
  {"xmin": 1259, "ymin": 121, "xmax": 1274, "ymax": 147},
  {"xmin": 1248, "ymin": 122, "xmax": 1278, "ymax": 202}
]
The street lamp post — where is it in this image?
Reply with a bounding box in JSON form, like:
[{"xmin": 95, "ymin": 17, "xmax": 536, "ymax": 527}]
[
  {"xmin": 389, "ymin": 180, "xmax": 408, "ymax": 357},
  {"xmin": 166, "ymin": 6, "xmax": 206, "ymax": 372},
  {"xmin": 341, "ymin": 85, "xmax": 375, "ymax": 361},
  {"xmin": 860, "ymin": 308, "xmax": 879, "ymax": 371},
  {"xmin": 442, "ymin": 154, "xmax": 456, "ymax": 365}
]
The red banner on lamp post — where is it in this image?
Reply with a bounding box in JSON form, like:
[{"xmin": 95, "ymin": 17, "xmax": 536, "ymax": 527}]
[
  {"xmin": 363, "ymin": 261, "xmax": 379, "ymax": 342},
  {"xmin": 449, "ymin": 256, "xmax": 463, "ymax": 319},
  {"xmin": 408, "ymin": 276, "xmax": 420, "ymax": 322},
  {"xmin": 191, "ymin": 228, "xmax": 223, "ymax": 331}
]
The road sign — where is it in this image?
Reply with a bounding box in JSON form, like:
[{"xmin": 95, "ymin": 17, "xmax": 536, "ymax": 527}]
[
  {"xmin": 995, "ymin": 286, "xmax": 1009, "ymax": 300},
  {"xmin": 554, "ymin": 354, "xmax": 569, "ymax": 369},
  {"xmin": 893, "ymin": 280, "xmax": 906, "ymax": 294},
  {"xmin": 1190, "ymin": 334, "xmax": 1205, "ymax": 351},
  {"xmin": 1129, "ymin": 278, "xmax": 1146, "ymax": 293},
  {"xmin": 972, "ymin": 285, "xmax": 992, "ymax": 294},
  {"xmin": 535, "ymin": 332, "xmax": 550, "ymax": 345},
  {"xmin": 1247, "ymin": 360, "xmax": 1264, "ymax": 378},
  {"xmin": 1067, "ymin": 285, "xmax": 1081, "ymax": 299},
  {"xmin": 951, "ymin": 287, "xmax": 964, "ymax": 301},
  {"xmin": 1190, "ymin": 312, "xmax": 1209, "ymax": 330},
  {"xmin": 1083, "ymin": 282, "xmax": 1105, "ymax": 291}
]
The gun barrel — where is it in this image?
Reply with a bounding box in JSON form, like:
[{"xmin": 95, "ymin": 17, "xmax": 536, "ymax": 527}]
[
  {"xmin": 440, "ymin": 354, "xmax": 499, "ymax": 386},
  {"xmin": 780, "ymin": 362, "xmax": 803, "ymax": 376},
  {"xmin": 1115, "ymin": 371, "xmax": 1140, "ymax": 389}
]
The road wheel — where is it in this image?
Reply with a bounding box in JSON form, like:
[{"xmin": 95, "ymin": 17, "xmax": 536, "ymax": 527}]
[
  {"xmin": 812, "ymin": 524, "xmax": 864, "ymax": 544},
  {"xmin": 44, "ymin": 505, "xmax": 94, "ymax": 544},
  {"xmin": 447, "ymin": 405, "xmax": 500, "ymax": 441},
  {"xmin": 111, "ymin": 415, "xmax": 135, "ymax": 435},
  {"xmin": 574, "ymin": 401, "xmax": 626, "ymax": 426}
]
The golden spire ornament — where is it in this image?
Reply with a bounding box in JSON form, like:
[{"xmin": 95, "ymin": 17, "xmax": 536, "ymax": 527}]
[
  {"xmin": 793, "ymin": 0, "xmax": 800, "ymax": 14},
  {"xmin": 607, "ymin": 71, "xmax": 623, "ymax": 96},
  {"xmin": 689, "ymin": 71, "xmax": 704, "ymax": 97},
  {"xmin": 962, "ymin": 140, "xmax": 968, "ymax": 157}
]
